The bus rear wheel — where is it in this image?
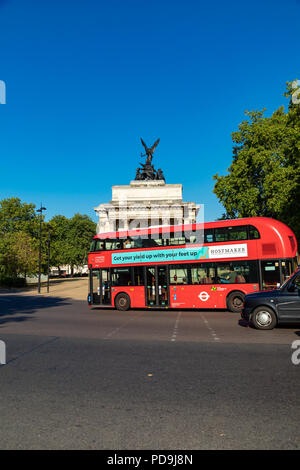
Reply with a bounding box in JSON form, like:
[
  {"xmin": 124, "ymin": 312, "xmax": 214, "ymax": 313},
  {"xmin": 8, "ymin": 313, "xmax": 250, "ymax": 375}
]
[
  {"xmin": 226, "ymin": 291, "xmax": 245, "ymax": 313},
  {"xmin": 115, "ymin": 293, "xmax": 131, "ymax": 311}
]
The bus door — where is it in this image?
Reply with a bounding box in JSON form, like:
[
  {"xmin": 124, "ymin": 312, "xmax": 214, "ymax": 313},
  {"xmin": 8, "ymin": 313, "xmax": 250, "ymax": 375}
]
[
  {"xmin": 260, "ymin": 260, "xmax": 281, "ymax": 290},
  {"xmin": 91, "ymin": 269, "xmax": 101, "ymax": 304},
  {"xmin": 100, "ymin": 268, "xmax": 111, "ymax": 305},
  {"xmin": 145, "ymin": 266, "xmax": 169, "ymax": 307}
]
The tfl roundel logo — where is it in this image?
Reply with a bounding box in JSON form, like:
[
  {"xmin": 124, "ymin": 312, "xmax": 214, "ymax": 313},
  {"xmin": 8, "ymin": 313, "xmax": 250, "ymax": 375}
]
[{"xmin": 198, "ymin": 291, "xmax": 210, "ymax": 302}]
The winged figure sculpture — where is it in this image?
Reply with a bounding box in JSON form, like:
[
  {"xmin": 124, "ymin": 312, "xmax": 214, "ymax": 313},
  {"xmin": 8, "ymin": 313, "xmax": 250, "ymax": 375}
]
[{"xmin": 140, "ymin": 138, "xmax": 160, "ymax": 165}]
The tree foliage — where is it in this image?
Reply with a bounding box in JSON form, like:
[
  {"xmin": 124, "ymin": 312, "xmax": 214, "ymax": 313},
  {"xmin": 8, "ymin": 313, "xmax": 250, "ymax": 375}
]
[
  {"xmin": 49, "ymin": 213, "xmax": 96, "ymax": 271},
  {"xmin": 0, "ymin": 198, "xmax": 42, "ymax": 278},
  {"xmin": 0, "ymin": 231, "xmax": 39, "ymax": 277},
  {"xmin": 0, "ymin": 197, "xmax": 96, "ymax": 280},
  {"xmin": 213, "ymin": 81, "xmax": 300, "ymax": 243},
  {"xmin": 0, "ymin": 197, "xmax": 40, "ymax": 237}
]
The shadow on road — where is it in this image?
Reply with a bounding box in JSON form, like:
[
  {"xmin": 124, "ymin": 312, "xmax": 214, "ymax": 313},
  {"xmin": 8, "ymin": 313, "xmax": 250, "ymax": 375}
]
[{"xmin": 0, "ymin": 295, "xmax": 71, "ymax": 326}]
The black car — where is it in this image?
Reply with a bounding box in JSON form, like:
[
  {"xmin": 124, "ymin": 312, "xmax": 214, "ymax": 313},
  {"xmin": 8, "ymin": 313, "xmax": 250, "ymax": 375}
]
[{"xmin": 242, "ymin": 268, "xmax": 300, "ymax": 330}]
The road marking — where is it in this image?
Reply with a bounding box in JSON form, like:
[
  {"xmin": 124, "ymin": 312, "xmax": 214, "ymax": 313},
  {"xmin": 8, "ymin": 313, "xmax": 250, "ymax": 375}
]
[
  {"xmin": 171, "ymin": 311, "xmax": 182, "ymax": 342},
  {"xmin": 104, "ymin": 311, "xmax": 144, "ymax": 339},
  {"xmin": 201, "ymin": 314, "xmax": 220, "ymax": 342},
  {"xmin": 5, "ymin": 336, "xmax": 60, "ymax": 365}
]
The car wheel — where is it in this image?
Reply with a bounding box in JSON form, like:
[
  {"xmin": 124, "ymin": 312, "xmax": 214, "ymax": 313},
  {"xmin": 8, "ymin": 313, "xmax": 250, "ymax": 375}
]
[
  {"xmin": 115, "ymin": 293, "xmax": 131, "ymax": 311},
  {"xmin": 226, "ymin": 291, "xmax": 245, "ymax": 312},
  {"xmin": 251, "ymin": 306, "xmax": 277, "ymax": 330}
]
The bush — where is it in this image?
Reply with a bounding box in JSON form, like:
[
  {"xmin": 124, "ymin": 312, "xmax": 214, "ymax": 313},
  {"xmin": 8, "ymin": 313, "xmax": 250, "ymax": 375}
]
[{"xmin": 0, "ymin": 276, "xmax": 27, "ymax": 288}]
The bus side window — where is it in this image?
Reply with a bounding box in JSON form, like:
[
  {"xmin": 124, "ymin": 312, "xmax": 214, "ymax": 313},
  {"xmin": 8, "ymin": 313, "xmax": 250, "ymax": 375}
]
[
  {"xmin": 204, "ymin": 229, "xmax": 214, "ymax": 243},
  {"xmin": 95, "ymin": 240, "xmax": 105, "ymax": 250},
  {"xmin": 169, "ymin": 236, "xmax": 186, "ymax": 246},
  {"xmin": 235, "ymin": 273, "xmax": 246, "ymax": 283},
  {"xmin": 111, "ymin": 267, "xmax": 131, "ymax": 286},
  {"xmin": 249, "ymin": 225, "xmax": 260, "ymax": 239},
  {"xmin": 123, "ymin": 239, "xmax": 133, "ymax": 249},
  {"xmin": 215, "ymin": 228, "xmax": 229, "ymax": 242},
  {"xmin": 191, "ymin": 265, "xmax": 215, "ymax": 284},
  {"xmin": 217, "ymin": 264, "xmax": 236, "ymax": 283},
  {"xmin": 228, "ymin": 226, "xmax": 247, "ymax": 241},
  {"xmin": 134, "ymin": 266, "xmax": 144, "ymax": 286},
  {"xmin": 169, "ymin": 266, "xmax": 189, "ymax": 284},
  {"xmin": 131, "ymin": 237, "xmax": 143, "ymax": 249},
  {"xmin": 191, "ymin": 267, "xmax": 205, "ymax": 284},
  {"xmin": 185, "ymin": 231, "xmax": 204, "ymax": 244}
]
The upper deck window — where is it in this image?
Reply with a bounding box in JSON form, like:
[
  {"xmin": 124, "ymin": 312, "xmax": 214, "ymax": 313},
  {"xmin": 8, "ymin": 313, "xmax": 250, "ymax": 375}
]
[
  {"xmin": 90, "ymin": 239, "xmax": 105, "ymax": 251},
  {"xmin": 169, "ymin": 236, "xmax": 186, "ymax": 246},
  {"xmin": 105, "ymin": 239, "xmax": 122, "ymax": 250},
  {"xmin": 215, "ymin": 225, "xmax": 248, "ymax": 242},
  {"xmin": 249, "ymin": 225, "xmax": 260, "ymax": 239},
  {"xmin": 90, "ymin": 224, "xmax": 261, "ymax": 251},
  {"xmin": 204, "ymin": 229, "xmax": 214, "ymax": 243}
]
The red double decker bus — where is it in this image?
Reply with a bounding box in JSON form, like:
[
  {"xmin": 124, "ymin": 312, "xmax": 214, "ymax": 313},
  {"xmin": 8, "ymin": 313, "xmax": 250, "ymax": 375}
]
[{"xmin": 87, "ymin": 217, "xmax": 298, "ymax": 313}]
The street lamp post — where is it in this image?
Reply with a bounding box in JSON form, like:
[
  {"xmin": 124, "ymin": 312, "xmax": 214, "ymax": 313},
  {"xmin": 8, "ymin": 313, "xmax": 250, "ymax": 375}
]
[
  {"xmin": 47, "ymin": 228, "xmax": 51, "ymax": 293},
  {"xmin": 37, "ymin": 204, "xmax": 46, "ymax": 294}
]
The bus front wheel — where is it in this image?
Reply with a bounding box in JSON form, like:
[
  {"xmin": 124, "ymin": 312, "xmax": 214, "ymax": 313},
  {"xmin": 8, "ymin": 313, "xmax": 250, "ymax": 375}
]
[
  {"xmin": 115, "ymin": 293, "xmax": 131, "ymax": 311},
  {"xmin": 226, "ymin": 291, "xmax": 245, "ymax": 313}
]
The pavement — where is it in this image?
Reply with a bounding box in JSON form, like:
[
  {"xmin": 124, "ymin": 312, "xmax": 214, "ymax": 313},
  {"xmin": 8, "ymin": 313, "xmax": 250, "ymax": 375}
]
[{"xmin": 0, "ymin": 277, "xmax": 89, "ymax": 301}]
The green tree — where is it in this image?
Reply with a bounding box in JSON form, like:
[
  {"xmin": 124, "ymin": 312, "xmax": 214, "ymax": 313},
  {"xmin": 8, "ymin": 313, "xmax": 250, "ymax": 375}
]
[
  {"xmin": 66, "ymin": 214, "xmax": 96, "ymax": 273},
  {"xmin": 0, "ymin": 231, "xmax": 39, "ymax": 277},
  {"xmin": 0, "ymin": 197, "xmax": 97, "ymax": 280},
  {"xmin": 0, "ymin": 198, "xmax": 44, "ymax": 280},
  {"xmin": 48, "ymin": 215, "xmax": 72, "ymax": 273},
  {"xmin": 213, "ymin": 81, "xmax": 300, "ymax": 243},
  {"xmin": 49, "ymin": 213, "xmax": 96, "ymax": 274},
  {"xmin": 0, "ymin": 197, "xmax": 40, "ymax": 237}
]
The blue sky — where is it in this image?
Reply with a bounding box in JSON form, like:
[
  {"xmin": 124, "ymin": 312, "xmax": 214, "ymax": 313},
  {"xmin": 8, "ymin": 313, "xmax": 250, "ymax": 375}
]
[{"xmin": 0, "ymin": 0, "xmax": 299, "ymax": 224}]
